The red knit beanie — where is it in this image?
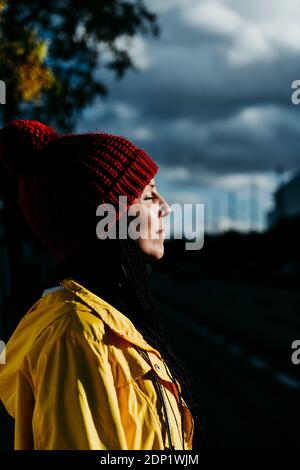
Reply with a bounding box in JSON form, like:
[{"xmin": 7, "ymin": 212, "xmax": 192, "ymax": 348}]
[{"xmin": 0, "ymin": 120, "xmax": 158, "ymax": 261}]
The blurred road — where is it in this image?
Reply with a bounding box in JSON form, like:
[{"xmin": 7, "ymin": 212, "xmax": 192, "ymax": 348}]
[{"xmin": 151, "ymin": 271, "xmax": 300, "ymax": 449}]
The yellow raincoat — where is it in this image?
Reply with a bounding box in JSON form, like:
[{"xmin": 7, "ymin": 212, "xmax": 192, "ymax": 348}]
[{"xmin": 0, "ymin": 278, "xmax": 194, "ymax": 450}]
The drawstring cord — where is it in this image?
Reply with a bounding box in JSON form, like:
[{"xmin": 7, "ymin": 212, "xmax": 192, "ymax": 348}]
[
  {"xmin": 137, "ymin": 346, "xmax": 185, "ymax": 450},
  {"xmin": 164, "ymin": 361, "xmax": 185, "ymax": 451}
]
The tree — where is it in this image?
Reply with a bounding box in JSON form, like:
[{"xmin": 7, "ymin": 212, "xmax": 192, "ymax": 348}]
[{"xmin": 0, "ymin": 0, "xmax": 159, "ymax": 130}]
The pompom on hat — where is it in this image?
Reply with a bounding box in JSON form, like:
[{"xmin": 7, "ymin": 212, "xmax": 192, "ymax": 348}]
[{"xmin": 0, "ymin": 120, "xmax": 158, "ymax": 261}]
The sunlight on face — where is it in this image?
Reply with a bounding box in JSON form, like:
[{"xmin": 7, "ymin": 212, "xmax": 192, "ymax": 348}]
[{"xmin": 131, "ymin": 178, "xmax": 171, "ymax": 261}]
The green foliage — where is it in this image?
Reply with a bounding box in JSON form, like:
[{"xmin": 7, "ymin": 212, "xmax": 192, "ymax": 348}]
[
  {"xmin": 0, "ymin": 28, "xmax": 55, "ymax": 104},
  {"xmin": 0, "ymin": 1, "xmax": 159, "ymax": 130}
]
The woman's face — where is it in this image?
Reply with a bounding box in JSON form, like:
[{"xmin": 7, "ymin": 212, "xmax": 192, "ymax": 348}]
[{"xmin": 130, "ymin": 178, "xmax": 171, "ymax": 261}]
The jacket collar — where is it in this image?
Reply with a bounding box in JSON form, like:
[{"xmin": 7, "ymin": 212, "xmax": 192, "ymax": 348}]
[{"xmin": 61, "ymin": 278, "xmax": 163, "ymax": 359}]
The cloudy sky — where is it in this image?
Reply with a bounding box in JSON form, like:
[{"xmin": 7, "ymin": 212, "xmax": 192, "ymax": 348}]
[{"xmin": 77, "ymin": 0, "xmax": 300, "ymax": 234}]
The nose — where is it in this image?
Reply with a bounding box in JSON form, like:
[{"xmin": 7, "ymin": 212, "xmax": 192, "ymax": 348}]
[{"xmin": 158, "ymin": 196, "xmax": 171, "ymax": 218}]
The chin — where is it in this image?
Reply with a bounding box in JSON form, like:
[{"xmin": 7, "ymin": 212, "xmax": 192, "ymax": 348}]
[
  {"xmin": 150, "ymin": 245, "xmax": 165, "ymax": 261},
  {"xmin": 138, "ymin": 240, "xmax": 165, "ymax": 262}
]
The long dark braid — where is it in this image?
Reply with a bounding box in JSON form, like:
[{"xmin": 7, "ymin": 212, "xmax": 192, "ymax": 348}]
[
  {"xmin": 118, "ymin": 237, "xmax": 204, "ymax": 450},
  {"xmin": 50, "ymin": 234, "xmax": 204, "ymax": 450}
]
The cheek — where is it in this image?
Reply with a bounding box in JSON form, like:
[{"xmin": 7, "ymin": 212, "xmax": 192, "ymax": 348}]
[
  {"xmin": 139, "ymin": 206, "xmax": 158, "ymax": 236},
  {"xmin": 136, "ymin": 206, "xmax": 164, "ymax": 258}
]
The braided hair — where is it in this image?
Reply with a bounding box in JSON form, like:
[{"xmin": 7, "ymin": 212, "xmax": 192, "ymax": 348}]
[{"xmin": 50, "ymin": 229, "xmax": 204, "ymax": 450}]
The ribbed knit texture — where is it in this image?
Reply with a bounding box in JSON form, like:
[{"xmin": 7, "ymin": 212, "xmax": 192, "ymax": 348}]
[{"xmin": 0, "ymin": 121, "xmax": 158, "ymax": 261}]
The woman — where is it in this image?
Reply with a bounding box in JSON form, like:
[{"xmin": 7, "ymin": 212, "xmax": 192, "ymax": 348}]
[{"xmin": 0, "ymin": 120, "xmax": 202, "ymax": 450}]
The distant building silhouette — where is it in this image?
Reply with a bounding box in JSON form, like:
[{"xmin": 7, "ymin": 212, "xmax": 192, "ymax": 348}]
[{"xmin": 268, "ymin": 171, "xmax": 300, "ymax": 227}]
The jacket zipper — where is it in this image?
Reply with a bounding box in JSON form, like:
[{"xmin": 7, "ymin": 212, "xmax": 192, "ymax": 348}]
[{"xmin": 136, "ymin": 347, "xmax": 175, "ymax": 450}]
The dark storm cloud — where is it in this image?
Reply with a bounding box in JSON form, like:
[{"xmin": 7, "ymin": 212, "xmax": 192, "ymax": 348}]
[{"xmin": 78, "ymin": 0, "xmax": 300, "ymax": 182}]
